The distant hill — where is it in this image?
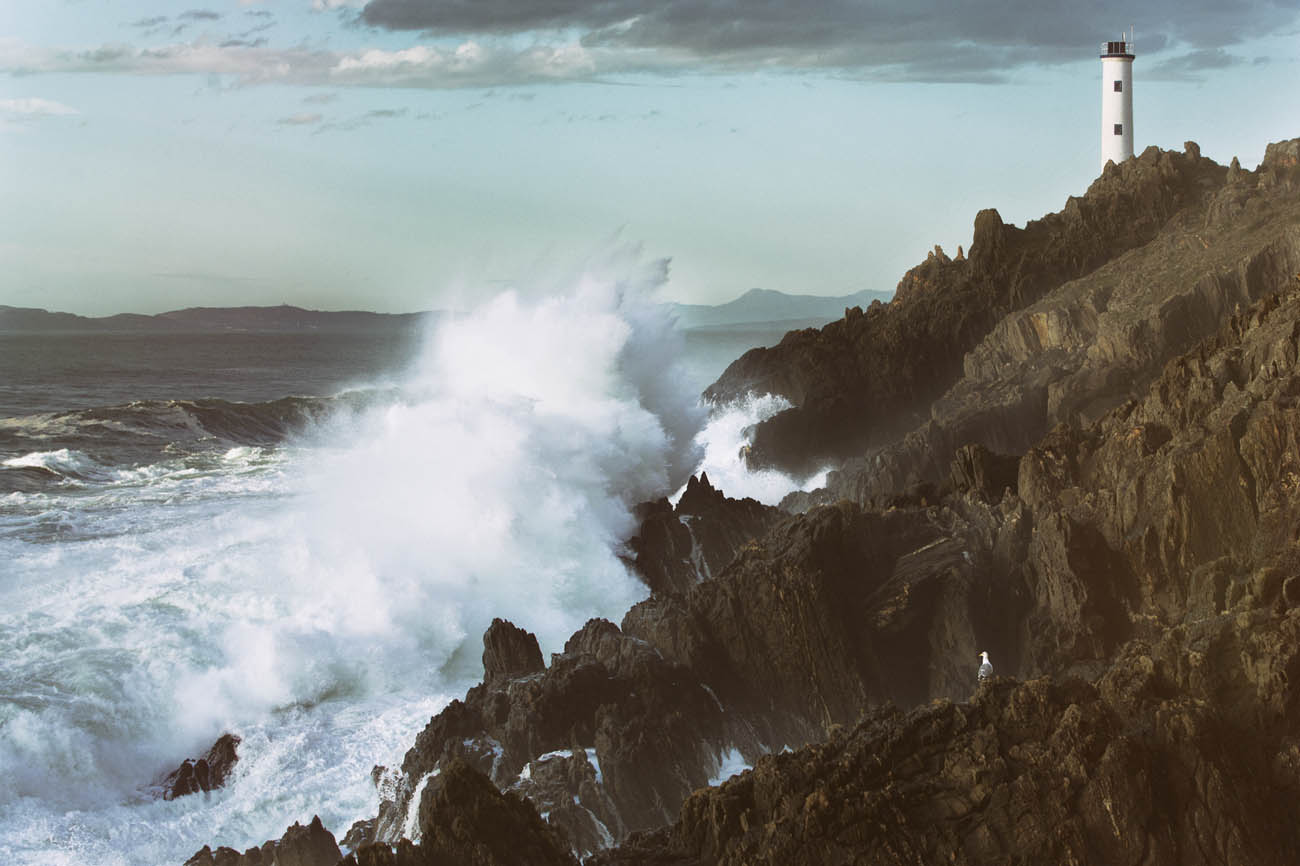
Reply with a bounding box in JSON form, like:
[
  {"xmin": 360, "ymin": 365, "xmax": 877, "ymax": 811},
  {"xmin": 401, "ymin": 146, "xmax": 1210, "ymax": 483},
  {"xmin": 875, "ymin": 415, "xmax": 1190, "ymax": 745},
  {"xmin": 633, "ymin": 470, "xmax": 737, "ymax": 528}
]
[
  {"xmin": 669, "ymin": 288, "xmax": 892, "ymax": 329},
  {"xmin": 0, "ymin": 304, "xmax": 435, "ymax": 333},
  {"xmin": 1, "ymin": 289, "xmax": 892, "ymax": 335}
]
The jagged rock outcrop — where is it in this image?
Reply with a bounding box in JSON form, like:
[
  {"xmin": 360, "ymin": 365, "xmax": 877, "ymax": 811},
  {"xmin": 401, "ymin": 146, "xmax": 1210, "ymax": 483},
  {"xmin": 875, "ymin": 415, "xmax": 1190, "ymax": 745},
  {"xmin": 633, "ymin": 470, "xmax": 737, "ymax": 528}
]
[
  {"xmin": 949, "ymin": 443, "xmax": 1020, "ymax": 500},
  {"xmin": 161, "ymin": 733, "xmax": 241, "ymax": 800},
  {"xmin": 481, "ymin": 618, "xmax": 545, "ymax": 684},
  {"xmin": 351, "ymin": 617, "xmax": 731, "ymax": 859},
  {"xmin": 629, "ymin": 473, "xmax": 780, "ymax": 595},
  {"xmin": 343, "ymin": 760, "xmax": 576, "ymax": 866},
  {"xmin": 623, "ymin": 498, "xmax": 1026, "ymax": 748},
  {"xmin": 184, "ymin": 815, "xmax": 340, "ymax": 866},
  {"xmin": 590, "ymin": 674, "xmax": 1299, "ymax": 865},
  {"xmin": 707, "ymin": 142, "xmax": 1264, "ymax": 477},
  {"xmin": 802, "ymin": 139, "xmax": 1300, "ymax": 506}
]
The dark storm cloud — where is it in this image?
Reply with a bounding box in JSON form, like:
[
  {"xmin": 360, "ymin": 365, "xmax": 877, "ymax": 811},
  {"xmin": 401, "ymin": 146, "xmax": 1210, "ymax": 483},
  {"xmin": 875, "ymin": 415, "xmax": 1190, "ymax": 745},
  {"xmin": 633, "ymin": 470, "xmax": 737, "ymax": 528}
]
[{"xmin": 359, "ymin": 0, "xmax": 1300, "ymax": 80}]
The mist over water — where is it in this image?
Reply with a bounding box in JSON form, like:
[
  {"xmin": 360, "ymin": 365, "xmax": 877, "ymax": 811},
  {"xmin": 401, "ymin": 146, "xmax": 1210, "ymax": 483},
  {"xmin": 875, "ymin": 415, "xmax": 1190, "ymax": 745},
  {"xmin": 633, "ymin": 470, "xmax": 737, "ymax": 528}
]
[{"xmin": 0, "ymin": 261, "xmax": 822, "ymax": 864}]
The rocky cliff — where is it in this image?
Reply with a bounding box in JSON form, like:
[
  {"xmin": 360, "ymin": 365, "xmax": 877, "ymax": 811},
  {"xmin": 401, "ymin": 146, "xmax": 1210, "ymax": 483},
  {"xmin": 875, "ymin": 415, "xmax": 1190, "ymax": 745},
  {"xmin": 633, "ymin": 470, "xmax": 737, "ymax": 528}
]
[
  {"xmin": 592, "ymin": 256, "xmax": 1300, "ymax": 864},
  {"xmin": 186, "ymin": 138, "xmax": 1300, "ymax": 866},
  {"xmin": 708, "ymin": 141, "xmax": 1298, "ymax": 483}
]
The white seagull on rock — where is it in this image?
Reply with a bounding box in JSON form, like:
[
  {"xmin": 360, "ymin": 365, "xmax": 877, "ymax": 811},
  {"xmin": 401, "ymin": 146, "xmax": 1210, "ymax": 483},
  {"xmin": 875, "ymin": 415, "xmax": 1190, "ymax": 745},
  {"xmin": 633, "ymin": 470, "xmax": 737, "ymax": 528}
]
[{"xmin": 978, "ymin": 651, "xmax": 992, "ymax": 682}]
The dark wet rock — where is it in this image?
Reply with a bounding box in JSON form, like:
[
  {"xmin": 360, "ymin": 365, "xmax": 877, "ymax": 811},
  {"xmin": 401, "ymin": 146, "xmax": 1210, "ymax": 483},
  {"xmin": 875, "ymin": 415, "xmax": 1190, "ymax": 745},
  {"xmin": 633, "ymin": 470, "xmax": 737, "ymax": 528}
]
[
  {"xmin": 344, "ymin": 760, "xmax": 576, "ymax": 866},
  {"xmin": 511, "ymin": 745, "xmax": 624, "ymax": 855},
  {"xmin": 591, "ymin": 675, "xmax": 1299, "ymax": 866},
  {"xmin": 366, "ymin": 617, "xmax": 729, "ymax": 856},
  {"xmin": 481, "ymin": 618, "xmax": 544, "ymax": 684},
  {"xmin": 629, "ymin": 473, "xmax": 781, "ymax": 596},
  {"xmin": 162, "ymin": 733, "xmax": 240, "ymax": 800},
  {"xmin": 622, "ymin": 495, "xmax": 1030, "ymax": 749},
  {"xmin": 949, "ymin": 442, "xmax": 1019, "ymax": 500},
  {"xmin": 184, "ymin": 816, "xmax": 338, "ymax": 866}
]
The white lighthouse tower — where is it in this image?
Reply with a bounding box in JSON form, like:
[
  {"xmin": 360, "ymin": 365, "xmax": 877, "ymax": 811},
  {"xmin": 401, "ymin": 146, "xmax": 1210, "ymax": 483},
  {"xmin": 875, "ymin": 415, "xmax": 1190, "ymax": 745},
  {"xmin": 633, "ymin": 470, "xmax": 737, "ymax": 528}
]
[{"xmin": 1100, "ymin": 32, "xmax": 1135, "ymax": 169}]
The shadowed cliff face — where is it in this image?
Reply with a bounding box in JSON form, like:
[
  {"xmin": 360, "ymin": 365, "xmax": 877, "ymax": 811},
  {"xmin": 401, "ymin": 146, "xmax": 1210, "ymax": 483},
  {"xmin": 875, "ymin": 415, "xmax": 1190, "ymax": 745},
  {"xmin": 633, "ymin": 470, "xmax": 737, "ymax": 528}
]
[{"xmin": 589, "ymin": 675, "xmax": 1300, "ymax": 866}]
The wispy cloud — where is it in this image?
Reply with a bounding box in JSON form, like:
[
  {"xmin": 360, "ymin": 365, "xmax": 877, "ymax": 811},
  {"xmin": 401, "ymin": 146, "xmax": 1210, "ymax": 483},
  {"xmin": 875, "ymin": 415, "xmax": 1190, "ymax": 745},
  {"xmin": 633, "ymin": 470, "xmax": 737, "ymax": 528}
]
[
  {"xmin": 277, "ymin": 112, "xmax": 323, "ymax": 125},
  {"xmin": 313, "ymin": 106, "xmax": 411, "ymax": 133},
  {"xmin": 0, "ymin": 37, "xmax": 605, "ymax": 89},
  {"xmin": 0, "ymin": 97, "xmax": 79, "ymax": 117},
  {"xmin": 1147, "ymin": 47, "xmax": 1245, "ymax": 79}
]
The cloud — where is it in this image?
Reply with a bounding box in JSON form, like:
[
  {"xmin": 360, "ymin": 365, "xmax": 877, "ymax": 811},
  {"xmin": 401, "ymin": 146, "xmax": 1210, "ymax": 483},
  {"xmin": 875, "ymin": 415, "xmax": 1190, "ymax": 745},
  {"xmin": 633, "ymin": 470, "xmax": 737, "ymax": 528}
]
[
  {"xmin": 7, "ymin": 0, "xmax": 1297, "ymax": 91},
  {"xmin": 278, "ymin": 111, "xmax": 323, "ymax": 125},
  {"xmin": 331, "ymin": 41, "xmax": 597, "ymax": 85},
  {"xmin": 313, "ymin": 106, "xmax": 411, "ymax": 133},
  {"xmin": 179, "ymin": 10, "xmax": 223, "ymax": 22},
  {"xmin": 1147, "ymin": 47, "xmax": 1246, "ymax": 79},
  {"xmin": 0, "ymin": 97, "xmax": 79, "ymax": 117},
  {"xmin": 358, "ymin": 0, "xmax": 1300, "ymax": 81},
  {"xmin": 129, "ymin": 16, "xmax": 170, "ymax": 29},
  {"xmin": 0, "ymin": 36, "xmax": 603, "ymax": 89}
]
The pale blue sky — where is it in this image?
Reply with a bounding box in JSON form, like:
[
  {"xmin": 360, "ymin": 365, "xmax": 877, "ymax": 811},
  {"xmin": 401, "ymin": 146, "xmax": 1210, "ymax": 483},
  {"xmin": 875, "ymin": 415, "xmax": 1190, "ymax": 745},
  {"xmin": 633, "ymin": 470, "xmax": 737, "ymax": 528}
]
[{"xmin": 2, "ymin": 2, "xmax": 1298, "ymax": 315}]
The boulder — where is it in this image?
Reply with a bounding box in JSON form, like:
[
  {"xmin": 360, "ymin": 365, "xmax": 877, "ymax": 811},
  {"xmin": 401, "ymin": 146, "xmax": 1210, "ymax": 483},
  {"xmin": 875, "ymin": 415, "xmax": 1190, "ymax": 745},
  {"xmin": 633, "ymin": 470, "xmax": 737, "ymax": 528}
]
[{"xmin": 161, "ymin": 733, "xmax": 241, "ymax": 800}]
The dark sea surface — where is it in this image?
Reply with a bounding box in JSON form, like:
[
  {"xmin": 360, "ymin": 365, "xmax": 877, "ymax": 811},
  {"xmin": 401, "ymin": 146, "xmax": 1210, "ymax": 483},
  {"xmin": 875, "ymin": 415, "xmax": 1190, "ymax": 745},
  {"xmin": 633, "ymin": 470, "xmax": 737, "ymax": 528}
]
[
  {"xmin": 0, "ymin": 330, "xmax": 425, "ymax": 416},
  {"xmin": 0, "ymin": 311, "xmax": 815, "ymax": 865}
]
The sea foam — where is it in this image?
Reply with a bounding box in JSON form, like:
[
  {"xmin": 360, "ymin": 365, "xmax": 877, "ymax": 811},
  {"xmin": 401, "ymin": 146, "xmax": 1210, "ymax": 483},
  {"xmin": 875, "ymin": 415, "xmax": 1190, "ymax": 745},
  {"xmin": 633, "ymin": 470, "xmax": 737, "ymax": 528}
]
[{"xmin": 0, "ymin": 258, "xmax": 708, "ymax": 864}]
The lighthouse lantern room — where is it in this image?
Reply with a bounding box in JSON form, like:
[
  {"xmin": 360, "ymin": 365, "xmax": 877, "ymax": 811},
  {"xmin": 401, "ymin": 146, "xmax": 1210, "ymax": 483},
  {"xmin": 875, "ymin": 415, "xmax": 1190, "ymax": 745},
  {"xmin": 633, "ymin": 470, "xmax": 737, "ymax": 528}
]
[{"xmin": 1100, "ymin": 32, "xmax": 1135, "ymax": 169}]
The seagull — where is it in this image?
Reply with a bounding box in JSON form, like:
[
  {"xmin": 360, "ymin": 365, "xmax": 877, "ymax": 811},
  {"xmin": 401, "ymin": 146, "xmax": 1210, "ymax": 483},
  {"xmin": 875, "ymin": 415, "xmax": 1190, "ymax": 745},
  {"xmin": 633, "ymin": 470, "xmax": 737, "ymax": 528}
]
[{"xmin": 977, "ymin": 651, "xmax": 992, "ymax": 682}]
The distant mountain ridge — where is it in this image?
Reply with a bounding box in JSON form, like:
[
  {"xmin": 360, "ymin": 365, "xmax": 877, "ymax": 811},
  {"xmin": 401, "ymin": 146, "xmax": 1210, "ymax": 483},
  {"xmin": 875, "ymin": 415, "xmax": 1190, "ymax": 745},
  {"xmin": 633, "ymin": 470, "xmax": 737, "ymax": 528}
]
[
  {"xmin": 3, "ymin": 289, "xmax": 892, "ymax": 334},
  {"xmin": 670, "ymin": 287, "xmax": 892, "ymax": 329},
  {"xmin": 0, "ymin": 304, "xmax": 433, "ymax": 333}
]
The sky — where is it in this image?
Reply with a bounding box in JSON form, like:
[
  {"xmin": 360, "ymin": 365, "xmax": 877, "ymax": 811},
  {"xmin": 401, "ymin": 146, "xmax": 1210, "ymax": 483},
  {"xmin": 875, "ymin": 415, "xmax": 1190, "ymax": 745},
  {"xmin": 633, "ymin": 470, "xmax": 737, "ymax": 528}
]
[{"xmin": 2, "ymin": 1, "xmax": 1298, "ymax": 316}]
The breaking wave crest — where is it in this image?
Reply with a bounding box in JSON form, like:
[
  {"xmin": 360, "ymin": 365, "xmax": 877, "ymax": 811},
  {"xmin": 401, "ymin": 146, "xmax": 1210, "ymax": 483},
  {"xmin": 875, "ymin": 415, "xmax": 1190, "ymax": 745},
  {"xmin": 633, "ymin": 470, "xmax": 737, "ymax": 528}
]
[
  {"xmin": 682, "ymin": 391, "xmax": 829, "ymax": 505},
  {"xmin": 0, "ymin": 258, "xmax": 706, "ymax": 864}
]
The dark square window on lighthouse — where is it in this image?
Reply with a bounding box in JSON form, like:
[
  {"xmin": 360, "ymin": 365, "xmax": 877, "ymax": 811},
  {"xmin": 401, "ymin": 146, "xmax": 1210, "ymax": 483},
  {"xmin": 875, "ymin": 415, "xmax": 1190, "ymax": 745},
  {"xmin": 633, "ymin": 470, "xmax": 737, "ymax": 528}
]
[
  {"xmin": 1114, "ymin": 123, "xmax": 1123, "ymax": 135},
  {"xmin": 1114, "ymin": 80, "xmax": 1123, "ymax": 92}
]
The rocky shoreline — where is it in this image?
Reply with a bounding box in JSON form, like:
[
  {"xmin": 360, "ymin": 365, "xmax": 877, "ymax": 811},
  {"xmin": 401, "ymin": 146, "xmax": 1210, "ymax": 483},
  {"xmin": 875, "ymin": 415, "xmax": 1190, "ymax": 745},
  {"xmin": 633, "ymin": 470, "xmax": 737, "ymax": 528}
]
[{"xmin": 183, "ymin": 136, "xmax": 1300, "ymax": 865}]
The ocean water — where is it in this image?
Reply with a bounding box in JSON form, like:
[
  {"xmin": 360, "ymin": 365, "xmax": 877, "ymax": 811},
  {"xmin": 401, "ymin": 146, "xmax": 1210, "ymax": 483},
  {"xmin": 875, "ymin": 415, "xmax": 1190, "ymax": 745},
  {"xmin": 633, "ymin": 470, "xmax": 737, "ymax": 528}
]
[{"xmin": 0, "ymin": 276, "xmax": 824, "ymax": 864}]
